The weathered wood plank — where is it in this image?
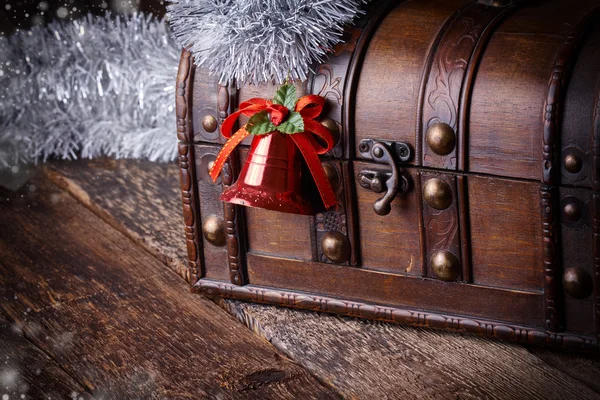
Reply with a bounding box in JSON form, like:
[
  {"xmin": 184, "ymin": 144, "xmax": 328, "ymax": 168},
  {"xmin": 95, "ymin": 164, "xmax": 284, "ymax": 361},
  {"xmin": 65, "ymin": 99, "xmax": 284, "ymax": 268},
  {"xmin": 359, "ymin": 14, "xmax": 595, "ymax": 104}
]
[
  {"xmin": 0, "ymin": 313, "xmax": 94, "ymax": 400},
  {"xmin": 45, "ymin": 159, "xmax": 189, "ymax": 281},
  {"xmin": 223, "ymin": 301, "xmax": 600, "ymax": 400},
  {"xmin": 45, "ymin": 159, "xmax": 600, "ymax": 399},
  {"xmin": 0, "ymin": 179, "xmax": 338, "ymax": 399},
  {"xmin": 526, "ymin": 348, "xmax": 600, "ymax": 394}
]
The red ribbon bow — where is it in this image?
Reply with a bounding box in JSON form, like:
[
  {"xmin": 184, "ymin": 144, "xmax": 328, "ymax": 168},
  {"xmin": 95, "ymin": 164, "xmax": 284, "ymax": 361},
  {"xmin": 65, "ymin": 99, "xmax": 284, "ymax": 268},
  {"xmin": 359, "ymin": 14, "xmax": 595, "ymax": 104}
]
[{"xmin": 209, "ymin": 95, "xmax": 337, "ymax": 209}]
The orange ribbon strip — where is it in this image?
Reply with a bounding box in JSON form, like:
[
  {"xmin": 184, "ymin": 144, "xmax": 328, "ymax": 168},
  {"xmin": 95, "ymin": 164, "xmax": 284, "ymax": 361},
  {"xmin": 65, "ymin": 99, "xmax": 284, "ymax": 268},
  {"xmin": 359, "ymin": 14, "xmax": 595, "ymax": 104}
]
[{"xmin": 209, "ymin": 95, "xmax": 337, "ymax": 209}]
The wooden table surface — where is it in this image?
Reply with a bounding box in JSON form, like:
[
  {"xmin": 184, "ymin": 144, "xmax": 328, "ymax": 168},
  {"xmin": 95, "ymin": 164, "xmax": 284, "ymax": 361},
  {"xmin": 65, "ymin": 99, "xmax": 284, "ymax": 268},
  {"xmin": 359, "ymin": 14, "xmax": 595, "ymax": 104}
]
[{"xmin": 2, "ymin": 158, "xmax": 600, "ymax": 399}]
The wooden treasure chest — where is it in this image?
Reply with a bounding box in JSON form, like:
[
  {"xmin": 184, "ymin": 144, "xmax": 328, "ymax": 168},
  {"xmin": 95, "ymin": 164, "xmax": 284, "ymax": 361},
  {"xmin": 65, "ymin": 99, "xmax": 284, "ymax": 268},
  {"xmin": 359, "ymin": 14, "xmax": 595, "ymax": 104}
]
[{"xmin": 176, "ymin": 0, "xmax": 600, "ymax": 351}]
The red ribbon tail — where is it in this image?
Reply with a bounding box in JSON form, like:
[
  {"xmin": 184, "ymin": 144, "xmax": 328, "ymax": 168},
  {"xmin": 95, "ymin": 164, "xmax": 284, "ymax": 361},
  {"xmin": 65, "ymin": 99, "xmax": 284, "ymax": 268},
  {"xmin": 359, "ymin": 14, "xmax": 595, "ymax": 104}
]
[
  {"xmin": 290, "ymin": 133, "xmax": 337, "ymax": 209},
  {"xmin": 209, "ymin": 127, "xmax": 251, "ymax": 182}
]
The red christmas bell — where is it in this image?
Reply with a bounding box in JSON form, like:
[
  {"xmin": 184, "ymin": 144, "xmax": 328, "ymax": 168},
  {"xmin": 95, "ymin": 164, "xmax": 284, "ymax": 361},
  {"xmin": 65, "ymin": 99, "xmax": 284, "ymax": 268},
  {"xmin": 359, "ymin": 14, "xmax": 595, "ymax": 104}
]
[
  {"xmin": 209, "ymin": 84, "xmax": 338, "ymax": 215},
  {"xmin": 220, "ymin": 132, "xmax": 314, "ymax": 215}
]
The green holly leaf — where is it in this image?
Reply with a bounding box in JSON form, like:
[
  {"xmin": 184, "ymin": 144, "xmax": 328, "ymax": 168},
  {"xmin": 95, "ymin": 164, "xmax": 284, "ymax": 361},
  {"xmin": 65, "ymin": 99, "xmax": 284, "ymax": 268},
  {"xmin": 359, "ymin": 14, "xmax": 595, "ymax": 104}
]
[
  {"xmin": 246, "ymin": 111, "xmax": 276, "ymax": 135},
  {"xmin": 276, "ymin": 111, "xmax": 304, "ymax": 134},
  {"xmin": 272, "ymin": 83, "xmax": 298, "ymax": 111}
]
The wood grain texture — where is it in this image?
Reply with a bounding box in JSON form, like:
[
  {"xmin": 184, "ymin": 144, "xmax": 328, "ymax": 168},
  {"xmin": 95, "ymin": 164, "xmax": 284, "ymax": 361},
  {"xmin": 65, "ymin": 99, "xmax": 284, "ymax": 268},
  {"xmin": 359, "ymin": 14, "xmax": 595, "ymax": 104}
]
[
  {"xmin": 0, "ymin": 313, "xmax": 94, "ymax": 400},
  {"xmin": 468, "ymin": 175, "xmax": 544, "ymax": 291},
  {"xmin": 45, "ymin": 159, "xmax": 190, "ymax": 281},
  {"xmin": 43, "ymin": 159, "xmax": 600, "ymax": 398},
  {"xmin": 468, "ymin": 32, "xmax": 561, "ymax": 180},
  {"xmin": 0, "ymin": 179, "xmax": 338, "ymax": 399},
  {"xmin": 245, "ymin": 208, "xmax": 313, "ymax": 261},
  {"xmin": 527, "ymin": 347, "xmax": 600, "ymax": 395},
  {"xmin": 220, "ymin": 301, "xmax": 600, "ymax": 400}
]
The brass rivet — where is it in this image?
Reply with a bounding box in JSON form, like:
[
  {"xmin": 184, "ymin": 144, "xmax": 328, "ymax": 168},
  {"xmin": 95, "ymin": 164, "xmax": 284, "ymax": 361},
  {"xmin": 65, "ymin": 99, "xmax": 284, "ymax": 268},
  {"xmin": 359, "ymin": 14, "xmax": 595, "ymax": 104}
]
[
  {"xmin": 323, "ymin": 163, "xmax": 340, "ymax": 191},
  {"xmin": 564, "ymin": 153, "xmax": 582, "ymax": 174},
  {"xmin": 563, "ymin": 267, "xmax": 593, "ymax": 299},
  {"xmin": 202, "ymin": 215, "xmax": 226, "ymax": 247},
  {"xmin": 202, "ymin": 115, "xmax": 218, "ymax": 133},
  {"xmin": 426, "ymin": 123, "xmax": 456, "ymax": 156},
  {"xmin": 321, "ymin": 118, "xmax": 340, "ymax": 146},
  {"xmin": 423, "ymin": 178, "xmax": 453, "ymax": 210},
  {"xmin": 321, "ymin": 231, "xmax": 350, "ymax": 264},
  {"xmin": 563, "ymin": 202, "xmax": 581, "ymax": 222},
  {"xmin": 207, "ymin": 160, "xmax": 215, "ymax": 174},
  {"xmin": 430, "ymin": 250, "xmax": 460, "ymax": 281}
]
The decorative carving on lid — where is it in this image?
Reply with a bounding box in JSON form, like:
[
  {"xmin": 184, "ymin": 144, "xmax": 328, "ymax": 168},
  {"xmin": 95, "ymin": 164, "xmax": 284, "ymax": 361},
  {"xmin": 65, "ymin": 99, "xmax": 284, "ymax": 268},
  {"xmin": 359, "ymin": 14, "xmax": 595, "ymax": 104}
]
[{"xmin": 418, "ymin": 1, "xmax": 517, "ymax": 170}]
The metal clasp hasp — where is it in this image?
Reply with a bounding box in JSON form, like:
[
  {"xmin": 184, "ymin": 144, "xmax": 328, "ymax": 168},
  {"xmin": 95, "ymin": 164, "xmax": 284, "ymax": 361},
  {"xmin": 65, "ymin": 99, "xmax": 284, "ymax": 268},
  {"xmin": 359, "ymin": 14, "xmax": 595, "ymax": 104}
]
[{"xmin": 357, "ymin": 139, "xmax": 412, "ymax": 216}]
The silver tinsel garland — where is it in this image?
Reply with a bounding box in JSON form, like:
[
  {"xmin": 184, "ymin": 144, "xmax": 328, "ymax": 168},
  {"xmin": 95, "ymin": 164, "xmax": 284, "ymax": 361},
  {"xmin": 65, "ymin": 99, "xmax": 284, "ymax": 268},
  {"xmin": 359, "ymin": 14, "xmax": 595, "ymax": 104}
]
[
  {"xmin": 168, "ymin": 0, "xmax": 365, "ymax": 86},
  {"xmin": 0, "ymin": 13, "xmax": 180, "ymax": 167}
]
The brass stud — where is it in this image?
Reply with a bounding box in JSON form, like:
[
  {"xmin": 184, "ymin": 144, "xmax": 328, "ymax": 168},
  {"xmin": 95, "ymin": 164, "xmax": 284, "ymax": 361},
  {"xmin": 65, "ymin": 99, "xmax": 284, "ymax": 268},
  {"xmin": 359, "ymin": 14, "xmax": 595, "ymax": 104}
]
[
  {"xmin": 430, "ymin": 250, "xmax": 460, "ymax": 281},
  {"xmin": 423, "ymin": 178, "xmax": 453, "ymax": 210},
  {"xmin": 202, "ymin": 215, "xmax": 226, "ymax": 247},
  {"xmin": 207, "ymin": 160, "xmax": 215, "ymax": 174},
  {"xmin": 323, "ymin": 163, "xmax": 340, "ymax": 191},
  {"xmin": 321, "ymin": 118, "xmax": 340, "ymax": 146},
  {"xmin": 426, "ymin": 123, "xmax": 456, "ymax": 156},
  {"xmin": 202, "ymin": 115, "xmax": 218, "ymax": 133},
  {"xmin": 563, "ymin": 202, "xmax": 581, "ymax": 222},
  {"xmin": 563, "ymin": 267, "xmax": 593, "ymax": 299},
  {"xmin": 564, "ymin": 153, "xmax": 582, "ymax": 174},
  {"xmin": 321, "ymin": 231, "xmax": 350, "ymax": 264}
]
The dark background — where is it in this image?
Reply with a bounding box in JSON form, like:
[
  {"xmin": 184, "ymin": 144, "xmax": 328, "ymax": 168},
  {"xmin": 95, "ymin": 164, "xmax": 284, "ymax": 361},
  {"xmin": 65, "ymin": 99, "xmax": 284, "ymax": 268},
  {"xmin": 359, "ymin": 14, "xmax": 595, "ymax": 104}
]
[{"xmin": 0, "ymin": 0, "xmax": 167, "ymax": 35}]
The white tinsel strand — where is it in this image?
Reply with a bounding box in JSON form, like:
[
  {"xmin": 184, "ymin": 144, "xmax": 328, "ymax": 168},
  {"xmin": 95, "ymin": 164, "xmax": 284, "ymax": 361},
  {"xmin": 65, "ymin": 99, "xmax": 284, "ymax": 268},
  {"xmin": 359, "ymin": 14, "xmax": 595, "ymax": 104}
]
[
  {"xmin": 0, "ymin": 13, "xmax": 180, "ymax": 167},
  {"xmin": 167, "ymin": 0, "xmax": 365, "ymax": 86}
]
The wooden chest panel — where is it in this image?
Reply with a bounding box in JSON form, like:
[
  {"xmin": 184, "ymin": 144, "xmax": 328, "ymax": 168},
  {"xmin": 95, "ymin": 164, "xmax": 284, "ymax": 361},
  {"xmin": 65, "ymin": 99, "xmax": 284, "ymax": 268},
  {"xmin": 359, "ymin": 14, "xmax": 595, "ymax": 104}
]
[
  {"xmin": 468, "ymin": 33, "xmax": 561, "ymax": 180},
  {"xmin": 469, "ymin": 176, "xmax": 543, "ymax": 291},
  {"xmin": 246, "ymin": 208, "xmax": 313, "ymax": 260},
  {"xmin": 245, "ymin": 254, "xmax": 543, "ymax": 328},
  {"xmin": 177, "ymin": 0, "xmax": 600, "ymax": 351},
  {"xmin": 355, "ymin": 162, "xmax": 422, "ymax": 275}
]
